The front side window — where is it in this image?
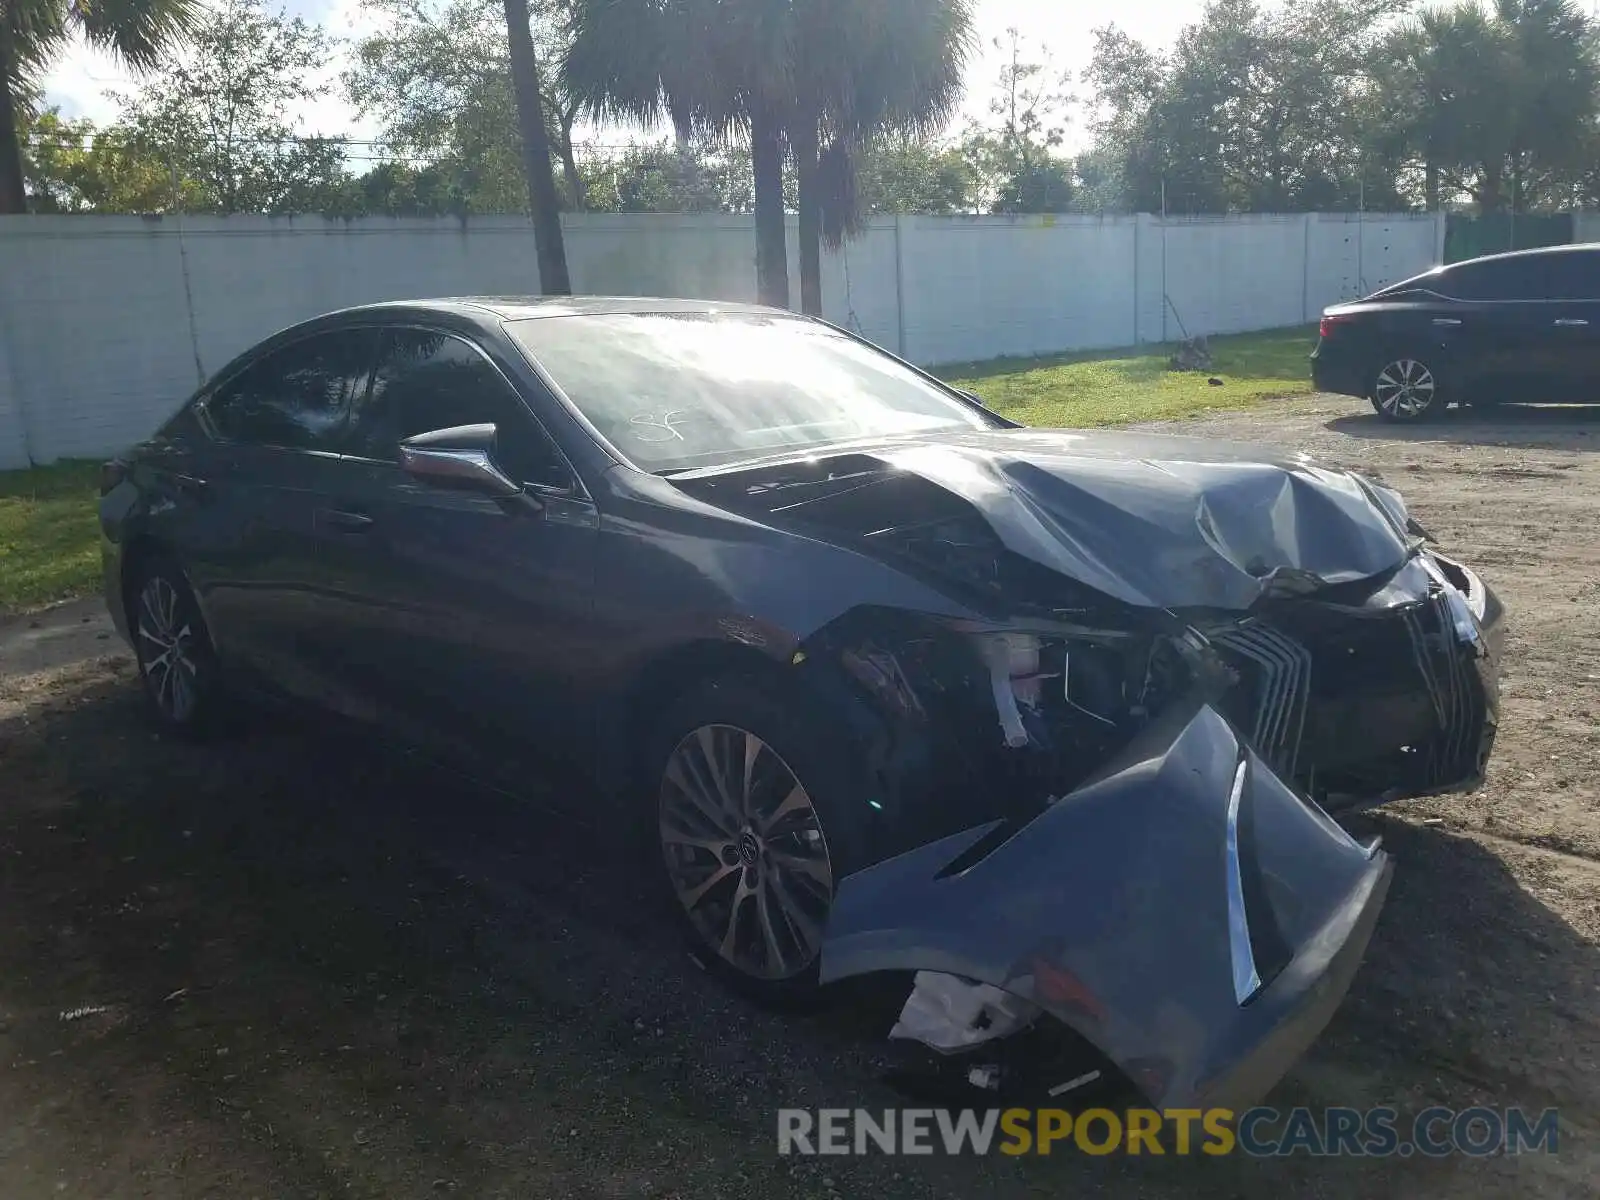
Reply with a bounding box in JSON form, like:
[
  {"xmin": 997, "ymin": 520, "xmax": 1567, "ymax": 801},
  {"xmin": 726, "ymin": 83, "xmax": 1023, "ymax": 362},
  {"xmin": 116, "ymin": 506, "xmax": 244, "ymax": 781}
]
[
  {"xmin": 1440, "ymin": 257, "xmax": 1554, "ymax": 302},
  {"xmin": 345, "ymin": 328, "xmax": 570, "ymax": 488},
  {"xmin": 505, "ymin": 312, "xmax": 997, "ymax": 473},
  {"xmin": 207, "ymin": 329, "xmax": 374, "ymax": 451},
  {"xmin": 1541, "ymin": 252, "xmax": 1600, "ymax": 301}
]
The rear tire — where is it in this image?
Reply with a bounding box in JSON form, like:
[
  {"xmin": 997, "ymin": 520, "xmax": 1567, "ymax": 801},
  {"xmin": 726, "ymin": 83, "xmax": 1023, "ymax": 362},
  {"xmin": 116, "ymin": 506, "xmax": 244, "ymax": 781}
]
[
  {"xmin": 129, "ymin": 557, "xmax": 228, "ymax": 737},
  {"xmin": 1370, "ymin": 355, "xmax": 1444, "ymax": 421},
  {"xmin": 641, "ymin": 672, "xmax": 871, "ymax": 1007}
]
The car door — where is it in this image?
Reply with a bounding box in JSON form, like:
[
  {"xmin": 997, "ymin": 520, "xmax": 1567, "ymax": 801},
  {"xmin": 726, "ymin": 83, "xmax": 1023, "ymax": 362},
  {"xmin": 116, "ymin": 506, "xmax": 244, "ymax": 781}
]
[
  {"xmin": 184, "ymin": 327, "xmax": 377, "ymax": 706},
  {"xmin": 1443, "ymin": 256, "xmax": 1569, "ymax": 402},
  {"xmin": 1537, "ymin": 250, "xmax": 1600, "ymax": 400},
  {"xmin": 311, "ymin": 325, "xmax": 602, "ymax": 763}
]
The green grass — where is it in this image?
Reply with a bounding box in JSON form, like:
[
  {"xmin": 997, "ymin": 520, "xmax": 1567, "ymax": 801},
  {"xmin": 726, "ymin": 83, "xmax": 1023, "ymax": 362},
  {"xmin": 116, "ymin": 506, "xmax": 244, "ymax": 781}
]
[
  {"xmin": 940, "ymin": 324, "xmax": 1317, "ymax": 427},
  {"xmin": 0, "ymin": 326, "xmax": 1316, "ymax": 615},
  {"xmin": 0, "ymin": 460, "xmax": 103, "ymax": 614}
]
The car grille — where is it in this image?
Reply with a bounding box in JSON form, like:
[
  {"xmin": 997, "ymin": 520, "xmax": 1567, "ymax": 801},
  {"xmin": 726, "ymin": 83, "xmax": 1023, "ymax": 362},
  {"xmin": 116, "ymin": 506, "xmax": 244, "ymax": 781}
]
[
  {"xmin": 1208, "ymin": 622, "xmax": 1312, "ymax": 781},
  {"xmin": 1402, "ymin": 593, "xmax": 1488, "ymax": 788},
  {"xmin": 1211, "ymin": 594, "xmax": 1489, "ymax": 802}
]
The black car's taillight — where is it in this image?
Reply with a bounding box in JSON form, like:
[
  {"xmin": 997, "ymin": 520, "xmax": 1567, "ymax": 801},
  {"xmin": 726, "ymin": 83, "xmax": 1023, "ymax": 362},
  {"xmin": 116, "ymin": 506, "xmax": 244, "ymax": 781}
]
[
  {"xmin": 100, "ymin": 459, "xmax": 127, "ymax": 495},
  {"xmin": 1318, "ymin": 314, "xmax": 1352, "ymax": 339}
]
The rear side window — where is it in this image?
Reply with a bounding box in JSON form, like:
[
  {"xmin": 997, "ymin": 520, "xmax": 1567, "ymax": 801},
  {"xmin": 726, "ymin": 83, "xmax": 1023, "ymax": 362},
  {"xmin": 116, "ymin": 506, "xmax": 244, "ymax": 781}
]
[
  {"xmin": 207, "ymin": 330, "xmax": 374, "ymax": 451},
  {"xmin": 346, "ymin": 328, "xmax": 571, "ymax": 488},
  {"xmin": 1438, "ymin": 253, "xmax": 1599, "ymax": 301},
  {"xmin": 1370, "ymin": 269, "xmax": 1446, "ymax": 299}
]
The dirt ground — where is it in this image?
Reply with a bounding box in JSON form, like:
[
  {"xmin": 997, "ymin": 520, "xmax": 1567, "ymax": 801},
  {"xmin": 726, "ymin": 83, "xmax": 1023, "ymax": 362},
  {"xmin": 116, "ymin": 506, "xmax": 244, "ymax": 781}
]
[{"xmin": 1, "ymin": 394, "xmax": 1597, "ymax": 1199}]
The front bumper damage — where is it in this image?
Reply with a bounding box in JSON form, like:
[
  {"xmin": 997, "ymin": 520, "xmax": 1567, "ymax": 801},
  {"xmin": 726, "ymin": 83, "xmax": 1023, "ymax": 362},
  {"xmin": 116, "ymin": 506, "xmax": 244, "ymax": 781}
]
[
  {"xmin": 672, "ymin": 440, "xmax": 1501, "ymax": 1109},
  {"xmin": 819, "ymin": 701, "xmax": 1392, "ymax": 1112},
  {"xmin": 792, "ymin": 547, "xmax": 1496, "ymax": 1109},
  {"xmin": 1205, "ymin": 549, "xmax": 1503, "ymax": 810}
]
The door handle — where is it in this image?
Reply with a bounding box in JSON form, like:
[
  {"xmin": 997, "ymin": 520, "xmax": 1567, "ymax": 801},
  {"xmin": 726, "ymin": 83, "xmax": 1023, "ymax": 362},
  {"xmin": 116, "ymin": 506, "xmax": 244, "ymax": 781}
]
[
  {"xmin": 1554, "ymin": 318, "xmax": 1590, "ymax": 327},
  {"xmin": 1431, "ymin": 318, "xmax": 1462, "ymax": 326},
  {"xmin": 317, "ymin": 508, "xmax": 374, "ymax": 533}
]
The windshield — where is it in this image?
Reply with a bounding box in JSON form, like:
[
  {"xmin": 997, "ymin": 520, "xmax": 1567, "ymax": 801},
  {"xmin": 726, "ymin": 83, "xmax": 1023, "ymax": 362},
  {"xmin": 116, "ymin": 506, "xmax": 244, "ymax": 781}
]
[{"xmin": 505, "ymin": 311, "xmax": 994, "ymax": 472}]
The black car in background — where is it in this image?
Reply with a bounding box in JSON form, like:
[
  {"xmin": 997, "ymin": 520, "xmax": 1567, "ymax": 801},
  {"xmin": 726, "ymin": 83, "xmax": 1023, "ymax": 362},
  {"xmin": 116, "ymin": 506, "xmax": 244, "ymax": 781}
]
[
  {"xmin": 1313, "ymin": 243, "xmax": 1600, "ymax": 420},
  {"xmin": 101, "ymin": 298, "xmax": 1504, "ymax": 1110}
]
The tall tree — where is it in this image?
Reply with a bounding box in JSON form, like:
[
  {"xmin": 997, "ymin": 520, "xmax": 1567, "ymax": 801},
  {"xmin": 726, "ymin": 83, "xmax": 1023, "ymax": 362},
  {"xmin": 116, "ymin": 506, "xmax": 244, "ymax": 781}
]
[
  {"xmin": 564, "ymin": 0, "xmax": 790, "ymax": 308},
  {"xmin": 1085, "ymin": 0, "xmax": 1409, "ymax": 214},
  {"xmin": 1, "ymin": 0, "xmax": 201, "ymax": 212},
  {"xmin": 345, "ymin": 0, "xmax": 588, "ymax": 213},
  {"xmin": 788, "ymin": 0, "xmax": 975, "ymax": 315},
  {"xmin": 960, "ymin": 27, "xmax": 1074, "ymax": 214},
  {"xmin": 112, "ymin": 0, "xmax": 350, "ymax": 214},
  {"xmin": 566, "ymin": 0, "xmax": 971, "ymax": 313},
  {"xmin": 503, "ymin": 0, "xmax": 570, "ymax": 292},
  {"xmin": 1371, "ymin": 0, "xmax": 1597, "ymax": 212},
  {"xmin": 563, "ymin": 0, "xmax": 790, "ymax": 305}
]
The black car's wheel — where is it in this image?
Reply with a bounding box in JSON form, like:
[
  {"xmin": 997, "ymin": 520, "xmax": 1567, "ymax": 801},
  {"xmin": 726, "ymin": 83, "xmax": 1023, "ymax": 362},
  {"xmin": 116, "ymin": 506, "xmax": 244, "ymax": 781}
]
[
  {"xmin": 1370, "ymin": 355, "xmax": 1444, "ymax": 421},
  {"xmin": 130, "ymin": 557, "xmax": 226, "ymax": 735},
  {"xmin": 644, "ymin": 673, "xmax": 867, "ymax": 1004}
]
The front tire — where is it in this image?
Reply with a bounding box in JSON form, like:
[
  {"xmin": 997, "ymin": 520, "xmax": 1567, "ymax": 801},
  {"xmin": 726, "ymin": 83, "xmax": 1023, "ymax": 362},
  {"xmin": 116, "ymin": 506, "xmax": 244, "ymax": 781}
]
[
  {"xmin": 1370, "ymin": 355, "xmax": 1444, "ymax": 421},
  {"xmin": 643, "ymin": 673, "xmax": 868, "ymax": 1005},
  {"xmin": 129, "ymin": 558, "xmax": 227, "ymax": 736}
]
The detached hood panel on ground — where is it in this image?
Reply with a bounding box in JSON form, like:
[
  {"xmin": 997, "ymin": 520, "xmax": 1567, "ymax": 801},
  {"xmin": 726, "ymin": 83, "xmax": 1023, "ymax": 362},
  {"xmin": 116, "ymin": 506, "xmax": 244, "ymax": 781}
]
[{"xmin": 677, "ymin": 429, "xmax": 1414, "ymax": 611}]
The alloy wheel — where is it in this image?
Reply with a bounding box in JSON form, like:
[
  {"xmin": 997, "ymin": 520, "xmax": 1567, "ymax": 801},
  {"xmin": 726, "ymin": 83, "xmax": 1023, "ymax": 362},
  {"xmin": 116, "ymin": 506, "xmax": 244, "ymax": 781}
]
[
  {"xmin": 136, "ymin": 575, "xmax": 200, "ymax": 724},
  {"xmin": 1374, "ymin": 359, "xmax": 1437, "ymax": 419},
  {"xmin": 658, "ymin": 723, "xmax": 834, "ymax": 981}
]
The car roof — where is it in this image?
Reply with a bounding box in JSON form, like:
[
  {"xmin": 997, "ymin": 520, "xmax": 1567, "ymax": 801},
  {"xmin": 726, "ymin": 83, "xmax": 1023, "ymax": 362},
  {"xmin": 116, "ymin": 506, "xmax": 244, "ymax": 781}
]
[
  {"xmin": 1361, "ymin": 241, "xmax": 1600, "ymax": 300},
  {"xmin": 324, "ymin": 295, "xmax": 791, "ymax": 322},
  {"xmin": 1450, "ymin": 242, "xmax": 1600, "ymax": 268}
]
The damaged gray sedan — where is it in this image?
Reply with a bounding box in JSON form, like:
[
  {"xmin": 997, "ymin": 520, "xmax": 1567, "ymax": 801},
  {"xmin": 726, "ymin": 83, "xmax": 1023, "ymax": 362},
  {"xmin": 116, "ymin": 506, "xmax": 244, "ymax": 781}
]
[{"xmin": 101, "ymin": 298, "xmax": 1503, "ymax": 1113}]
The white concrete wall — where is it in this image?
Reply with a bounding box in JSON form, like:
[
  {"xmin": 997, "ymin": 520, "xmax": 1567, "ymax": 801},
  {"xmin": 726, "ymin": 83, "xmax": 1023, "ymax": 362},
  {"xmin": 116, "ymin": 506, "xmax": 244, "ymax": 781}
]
[
  {"xmin": 0, "ymin": 210, "xmax": 1445, "ymax": 468},
  {"xmin": 895, "ymin": 215, "xmax": 1139, "ymax": 363}
]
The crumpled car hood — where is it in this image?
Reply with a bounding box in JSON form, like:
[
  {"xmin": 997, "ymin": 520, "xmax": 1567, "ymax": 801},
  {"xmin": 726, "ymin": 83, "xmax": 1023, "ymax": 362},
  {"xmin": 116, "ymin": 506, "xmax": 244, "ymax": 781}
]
[
  {"xmin": 870, "ymin": 428, "xmax": 1413, "ymax": 610},
  {"xmin": 672, "ymin": 427, "xmax": 1414, "ymax": 611}
]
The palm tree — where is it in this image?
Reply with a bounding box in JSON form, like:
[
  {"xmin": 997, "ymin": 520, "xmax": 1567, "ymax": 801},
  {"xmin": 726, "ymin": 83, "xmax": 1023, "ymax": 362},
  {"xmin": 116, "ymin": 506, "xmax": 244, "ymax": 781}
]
[
  {"xmin": 1374, "ymin": 5, "xmax": 1517, "ymax": 213},
  {"xmin": 1, "ymin": 0, "xmax": 203, "ymax": 213},
  {"xmin": 564, "ymin": 0, "xmax": 792, "ymax": 308},
  {"xmin": 1374, "ymin": 0, "xmax": 1595, "ymax": 214},
  {"xmin": 503, "ymin": 0, "xmax": 571, "ymax": 292},
  {"xmin": 789, "ymin": 0, "xmax": 974, "ymax": 314},
  {"xmin": 565, "ymin": 0, "xmax": 973, "ymax": 315}
]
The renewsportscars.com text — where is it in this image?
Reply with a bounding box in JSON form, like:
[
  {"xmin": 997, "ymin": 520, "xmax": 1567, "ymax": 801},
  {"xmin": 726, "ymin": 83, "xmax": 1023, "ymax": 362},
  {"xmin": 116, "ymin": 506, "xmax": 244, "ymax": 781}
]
[{"xmin": 776, "ymin": 1106, "xmax": 1560, "ymax": 1157}]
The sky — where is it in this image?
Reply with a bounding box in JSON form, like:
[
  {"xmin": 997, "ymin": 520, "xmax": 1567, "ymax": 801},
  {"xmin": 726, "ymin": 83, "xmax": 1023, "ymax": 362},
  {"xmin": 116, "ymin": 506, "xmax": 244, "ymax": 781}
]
[{"xmin": 37, "ymin": 0, "xmax": 1206, "ymax": 152}]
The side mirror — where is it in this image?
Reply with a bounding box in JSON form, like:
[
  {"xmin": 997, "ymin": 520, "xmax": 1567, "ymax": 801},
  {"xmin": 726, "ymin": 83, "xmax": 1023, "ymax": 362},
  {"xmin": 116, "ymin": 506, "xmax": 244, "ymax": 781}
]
[{"xmin": 398, "ymin": 423, "xmax": 522, "ymax": 498}]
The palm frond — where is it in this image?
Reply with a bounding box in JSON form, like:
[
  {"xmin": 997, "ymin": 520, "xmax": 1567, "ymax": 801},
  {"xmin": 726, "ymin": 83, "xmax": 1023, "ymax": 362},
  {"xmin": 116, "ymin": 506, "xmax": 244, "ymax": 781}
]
[
  {"xmin": 6, "ymin": 0, "xmax": 72, "ymax": 85},
  {"xmin": 68, "ymin": 0, "xmax": 205, "ymax": 72},
  {"xmin": 562, "ymin": 0, "xmax": 741, "ymax": 133},
  {"xmin": 816, "ymin": 136, "xmax": 861, "ymax": 248}
]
